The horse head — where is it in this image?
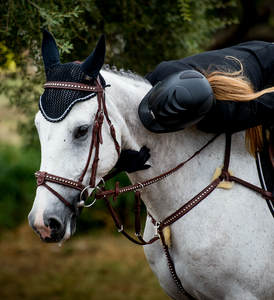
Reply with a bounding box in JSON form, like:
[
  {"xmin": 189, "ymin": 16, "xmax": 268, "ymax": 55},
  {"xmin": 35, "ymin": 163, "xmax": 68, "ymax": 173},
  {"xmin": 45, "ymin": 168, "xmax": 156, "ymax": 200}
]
[{"xmin": 28, "ymin": 30, "xmax": 121, "ymax": 243}]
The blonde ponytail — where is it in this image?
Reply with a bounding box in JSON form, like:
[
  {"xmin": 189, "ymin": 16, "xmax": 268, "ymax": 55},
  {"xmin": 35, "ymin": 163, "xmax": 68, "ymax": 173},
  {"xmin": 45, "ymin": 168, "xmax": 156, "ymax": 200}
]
[{"xmin": 203, "ymin": 56, "xmax": 274, "ymax": 156}]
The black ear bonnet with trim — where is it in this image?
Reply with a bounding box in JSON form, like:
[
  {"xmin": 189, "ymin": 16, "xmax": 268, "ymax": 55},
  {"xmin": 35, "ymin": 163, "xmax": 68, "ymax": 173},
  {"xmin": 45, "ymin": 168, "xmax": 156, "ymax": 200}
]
[
  {"xmin": 138, "ymin": 70, "xmax": 215, "ymax": 133},
  {"xmin": 40, "ymin": 29, "xmax": 106, "ymax": 122}
]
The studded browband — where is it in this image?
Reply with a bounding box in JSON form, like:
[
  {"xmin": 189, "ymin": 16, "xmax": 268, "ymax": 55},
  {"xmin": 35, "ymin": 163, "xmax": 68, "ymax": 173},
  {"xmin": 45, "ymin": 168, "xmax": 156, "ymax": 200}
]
[{"xmin": 44, "ymin": 81, "xmax": 102, "ymax": 92}]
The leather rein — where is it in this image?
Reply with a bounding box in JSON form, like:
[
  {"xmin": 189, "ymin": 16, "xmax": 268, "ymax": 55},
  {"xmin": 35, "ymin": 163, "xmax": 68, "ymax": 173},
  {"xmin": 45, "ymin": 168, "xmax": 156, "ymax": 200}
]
[{"xmin": 35, "ymin": 80, "xmax": 274, "ymax": 299}]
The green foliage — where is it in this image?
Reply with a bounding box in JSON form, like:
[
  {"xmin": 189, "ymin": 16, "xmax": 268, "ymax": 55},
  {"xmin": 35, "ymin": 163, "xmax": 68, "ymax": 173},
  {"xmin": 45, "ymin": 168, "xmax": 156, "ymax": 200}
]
[
  {"xmin": 0, "ymin": 0, "xmax": 239, "ymax": 150},
  {"xmin": 87, "ymin": 0, "xmax": 238, "ymax": 74},
  {"xmin": 0, "ymin": 144, "xmax": 40, "ymax": 229},
  {"xmin": 0, "ymin": 42, "xmax": 16, "ymax": 71},
  {"xmin": 176, "ymin": 0, "xmax": 238, "ymax": 55},
  {"xmin": 178, "ymin": 0, "xmax": 192, "ymax": 21},
  {"xmin": 0, "ymin": 0, "xmax": 88, "ymax": 62},
  {"xmin": 0, "ymin": 0, "xmax": 94, "ymax": 147}
]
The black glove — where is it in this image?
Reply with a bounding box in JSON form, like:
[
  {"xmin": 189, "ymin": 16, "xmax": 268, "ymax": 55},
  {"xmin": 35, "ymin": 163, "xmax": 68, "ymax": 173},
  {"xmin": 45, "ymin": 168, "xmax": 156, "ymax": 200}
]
[{"xmin": 114, "ymin": 146, "xmax": 151, "ymax": 173}]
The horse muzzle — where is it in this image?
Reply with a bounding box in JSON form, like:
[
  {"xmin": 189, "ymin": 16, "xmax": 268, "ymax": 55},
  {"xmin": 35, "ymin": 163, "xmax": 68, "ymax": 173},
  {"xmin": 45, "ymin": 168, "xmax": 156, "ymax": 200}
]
[
  {"xmin": 28, "ymin": 188, "xmax": 84, "ymax": 243},
  {"xmin": 28, "ymin": 209, "xmax": 78, "ymax": 243}
]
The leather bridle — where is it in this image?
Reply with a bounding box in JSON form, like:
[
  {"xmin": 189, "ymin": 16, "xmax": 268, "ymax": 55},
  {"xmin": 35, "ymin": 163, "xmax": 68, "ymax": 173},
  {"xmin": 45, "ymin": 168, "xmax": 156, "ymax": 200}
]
[
  {"xmin": 35, "ymin": 79, "xmax": 274, "ymax": 299},
  {"xmin": 35, "ymin": 79, "xmax": 120, "ymax": 216}
]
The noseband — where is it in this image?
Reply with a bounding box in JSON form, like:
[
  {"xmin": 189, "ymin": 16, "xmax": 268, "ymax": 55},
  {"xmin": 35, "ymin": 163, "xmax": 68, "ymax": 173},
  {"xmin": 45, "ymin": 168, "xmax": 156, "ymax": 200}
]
[{"xmin": 35, "ymin": 79, "xmax": 120, "ymax": 216}]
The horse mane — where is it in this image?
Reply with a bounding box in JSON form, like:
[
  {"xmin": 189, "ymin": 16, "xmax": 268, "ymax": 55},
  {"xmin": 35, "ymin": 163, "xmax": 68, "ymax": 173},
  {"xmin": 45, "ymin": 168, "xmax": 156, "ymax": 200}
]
[
  {"xmin": 102, "ymin": 64, "xmax": 149, "ymax": 84},
  {"xmin": 103, "ymin": 61, "xmax": 267, "ymax": 157},
  {"xmin": 102, "ymin": 62, "xmax": 265, "ymax": 157}
]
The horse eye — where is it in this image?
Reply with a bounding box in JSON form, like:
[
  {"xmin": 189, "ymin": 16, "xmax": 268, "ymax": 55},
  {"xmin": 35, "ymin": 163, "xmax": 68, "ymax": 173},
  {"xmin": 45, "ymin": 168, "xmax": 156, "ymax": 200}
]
[{"xmin": 76, "ymin": 126, "xmax": 89, "ymax": 138}]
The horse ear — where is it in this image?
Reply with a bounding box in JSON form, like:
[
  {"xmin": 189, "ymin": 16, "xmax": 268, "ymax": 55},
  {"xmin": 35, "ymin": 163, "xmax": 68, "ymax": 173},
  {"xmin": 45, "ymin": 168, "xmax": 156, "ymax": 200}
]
[
  {"xmin": 41, "ymin": 29, "xmax": 60, "ymax": 70},
  {"xmin": 81, "ymin": 34, "xmax": 106, "ymax": 79}
]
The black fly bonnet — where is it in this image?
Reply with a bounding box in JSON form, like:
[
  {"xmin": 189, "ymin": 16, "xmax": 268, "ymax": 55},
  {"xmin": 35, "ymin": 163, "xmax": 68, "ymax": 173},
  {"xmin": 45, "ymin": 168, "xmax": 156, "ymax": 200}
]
[
  {"xmin": 35, "ymin": 29, "xmax": 120, "ymax": 215},
  {"xmin": 40, "ymin": 29, "xmax": 106, "ymax": 122}
]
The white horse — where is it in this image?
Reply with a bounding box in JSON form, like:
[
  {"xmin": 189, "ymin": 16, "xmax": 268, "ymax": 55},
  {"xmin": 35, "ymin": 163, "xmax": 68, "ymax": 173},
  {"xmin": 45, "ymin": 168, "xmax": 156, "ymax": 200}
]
[{"xmin": 28, "ymin": 31, "xmax": 274, "ymax": 300}]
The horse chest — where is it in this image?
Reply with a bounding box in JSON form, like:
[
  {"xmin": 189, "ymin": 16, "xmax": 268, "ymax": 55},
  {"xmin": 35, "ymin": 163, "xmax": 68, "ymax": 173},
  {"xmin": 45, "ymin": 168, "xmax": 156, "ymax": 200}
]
[{"xmin": 143, "ymin": 185, "xmax": 274, "ymax": 300}]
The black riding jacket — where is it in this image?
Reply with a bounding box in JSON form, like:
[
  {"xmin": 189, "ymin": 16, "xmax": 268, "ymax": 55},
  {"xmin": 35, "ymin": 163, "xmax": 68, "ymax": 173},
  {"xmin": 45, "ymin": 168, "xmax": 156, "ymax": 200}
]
[{"xmin": 145, "ymin": 41, "xmax": 274, "ymax": 134}]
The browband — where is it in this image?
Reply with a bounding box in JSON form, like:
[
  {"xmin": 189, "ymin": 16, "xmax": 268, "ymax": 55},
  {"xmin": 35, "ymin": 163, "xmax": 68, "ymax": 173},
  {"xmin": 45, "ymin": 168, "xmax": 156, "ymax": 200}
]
[{"xmin": 44, "ymin": 81, "xmax": 103, "ymax": 92}]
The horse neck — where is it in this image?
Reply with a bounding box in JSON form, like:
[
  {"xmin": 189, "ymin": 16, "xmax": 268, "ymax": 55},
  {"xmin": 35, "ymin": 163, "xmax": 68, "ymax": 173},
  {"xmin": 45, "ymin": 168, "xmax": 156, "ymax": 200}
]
[
  {"xmin": 102, "ymin": 70, "xmax": 225, "ymax": 220},
  {"xmin": 102, "ymin": 70, "xmax": 151, "ymax": 149}
]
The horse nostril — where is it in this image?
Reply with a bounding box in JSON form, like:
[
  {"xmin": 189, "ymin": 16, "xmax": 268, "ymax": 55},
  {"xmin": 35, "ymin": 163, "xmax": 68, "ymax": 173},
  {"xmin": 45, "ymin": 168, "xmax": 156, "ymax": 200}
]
[{"xmin": 48, "ymin": 218, "xmax": 62, "ymax": 233}]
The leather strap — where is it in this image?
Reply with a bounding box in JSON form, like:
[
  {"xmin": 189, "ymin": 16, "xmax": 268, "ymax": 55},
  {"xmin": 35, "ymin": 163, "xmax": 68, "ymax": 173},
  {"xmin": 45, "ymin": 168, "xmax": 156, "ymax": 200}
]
[
  {"xmin": 101, "ymin": 186, "xmax": 158, "ymax": 245},
  {"xmin": 95, "ymin": 134, "xmax": 221, "ymax": 200},
  {"xmin": 159, "ymin": 177, "xmax": 222, "ymax": 229},
  {"xmin": 220, "ymin": 134, "xmax": 274, "ymax": 201},
  {"xmin": 148, "ymin": 133, "xmax": 274, "ymax": 231},
  {"xmin": 227, "ymin": 175, "xmax": 273, "ymax": 200},
  {"xmin": 36, "ymin": 171, "xmax": 79, "ymax": 215},
  {"xmin": 44, "ymin": 81, "xmax": 102, "ymax": 92},
  {"xmin": 158, "ymin": 229, "xmax": 196, "ymax": 299},
  {"xmin": 35, "ymin": 171, "xmax": 86, "ymax": 191},
  {"xmin": 145, "ymin": 178, "xmax": 222, "ymax": 300}
]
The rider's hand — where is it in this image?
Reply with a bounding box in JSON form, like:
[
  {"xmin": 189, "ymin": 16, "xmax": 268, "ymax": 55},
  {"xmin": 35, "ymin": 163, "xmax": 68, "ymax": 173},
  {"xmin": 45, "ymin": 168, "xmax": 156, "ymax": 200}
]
[{"xmin": 114, "ymin": 146, "xmax": 151, "ymax": 173}]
